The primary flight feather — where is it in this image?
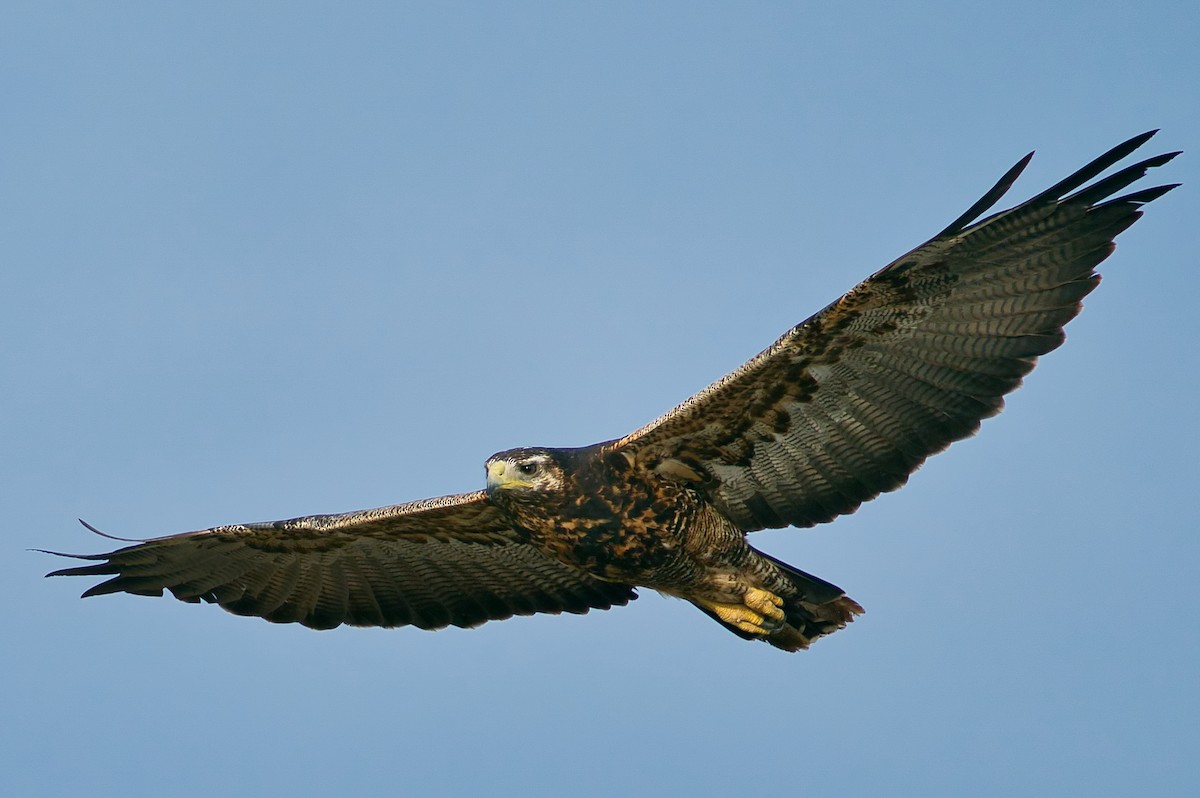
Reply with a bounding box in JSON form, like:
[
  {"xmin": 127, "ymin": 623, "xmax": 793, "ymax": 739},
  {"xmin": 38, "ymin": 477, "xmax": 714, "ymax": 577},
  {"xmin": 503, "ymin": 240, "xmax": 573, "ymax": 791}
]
[{"xmin": 47, "ymin": 132, "xmax": 1179, "ymax": 651}]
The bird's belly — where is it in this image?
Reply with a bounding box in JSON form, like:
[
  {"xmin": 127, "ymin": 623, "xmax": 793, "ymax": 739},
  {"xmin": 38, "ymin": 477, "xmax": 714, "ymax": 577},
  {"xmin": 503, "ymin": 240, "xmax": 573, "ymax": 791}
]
[{"xmin": 534, "ymin": 520, "xmax": 683, "ymax": 582}]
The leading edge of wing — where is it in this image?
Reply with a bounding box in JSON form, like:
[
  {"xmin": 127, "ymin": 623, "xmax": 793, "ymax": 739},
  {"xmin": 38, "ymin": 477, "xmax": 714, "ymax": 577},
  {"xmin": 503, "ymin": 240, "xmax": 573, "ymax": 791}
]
[{"xmin": 41, "ymin": 490, "xmax": 511, "ymax": 569}]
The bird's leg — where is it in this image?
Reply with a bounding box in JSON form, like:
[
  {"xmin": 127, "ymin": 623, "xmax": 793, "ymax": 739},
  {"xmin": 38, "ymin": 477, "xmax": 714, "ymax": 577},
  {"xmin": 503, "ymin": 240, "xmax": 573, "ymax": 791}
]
[
  {"xmin": 744, "ymin": 587, "xmax": 787, "ymax": 624},
  {"xmin": 695, "ymin": 588, "xmax": 787, "ymax": 635}
]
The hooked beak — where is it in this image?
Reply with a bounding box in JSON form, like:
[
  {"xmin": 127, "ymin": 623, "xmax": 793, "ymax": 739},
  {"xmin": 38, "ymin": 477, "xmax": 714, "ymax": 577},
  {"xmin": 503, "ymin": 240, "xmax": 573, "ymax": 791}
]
[{"xmin": 486, "ymin": 460, "xmax": 532, "ymax": 491}]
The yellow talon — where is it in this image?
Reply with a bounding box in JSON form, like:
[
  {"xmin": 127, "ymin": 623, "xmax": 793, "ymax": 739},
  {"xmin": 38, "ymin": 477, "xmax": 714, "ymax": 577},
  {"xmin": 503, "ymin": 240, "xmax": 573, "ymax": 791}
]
[
  {"xmin": 696, "ymin": 588, "xmax": 787, "ymax": 635},
  {"xmin": 710, "ymin": 603, "xmax": 769, "ymax": 633},
  {"xmin": 743, "ymin": 587, "xmax": 786, "ymax": 623}
]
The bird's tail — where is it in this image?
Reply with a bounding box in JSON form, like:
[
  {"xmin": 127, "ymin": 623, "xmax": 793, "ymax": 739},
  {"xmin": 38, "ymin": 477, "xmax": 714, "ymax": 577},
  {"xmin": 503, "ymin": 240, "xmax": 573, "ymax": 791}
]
[
  {"xmin": 763, "ymin": 550, "xmax": 864, "ymax": 651},
  {"xmin": 693, "ymin": 549, "xmax": 863, "ymax": 652}
]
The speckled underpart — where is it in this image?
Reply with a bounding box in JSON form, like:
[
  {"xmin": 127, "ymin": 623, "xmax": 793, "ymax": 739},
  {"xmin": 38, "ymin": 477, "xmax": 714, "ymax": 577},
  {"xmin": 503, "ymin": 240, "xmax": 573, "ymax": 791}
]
[
  {"xmin": 488, "ymin": 447, "xmax": 699, "ymax": 581},
  {"xmin": 488, "ymin": 445, "xmax": 864, "ymax": 650}
]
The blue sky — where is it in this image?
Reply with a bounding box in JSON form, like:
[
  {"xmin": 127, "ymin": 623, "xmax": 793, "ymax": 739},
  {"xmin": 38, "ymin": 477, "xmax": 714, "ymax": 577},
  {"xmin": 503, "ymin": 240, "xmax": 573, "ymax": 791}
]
[{"xmin": 3, "ymin": 3, "xmax": 1197, "ymax": 796}]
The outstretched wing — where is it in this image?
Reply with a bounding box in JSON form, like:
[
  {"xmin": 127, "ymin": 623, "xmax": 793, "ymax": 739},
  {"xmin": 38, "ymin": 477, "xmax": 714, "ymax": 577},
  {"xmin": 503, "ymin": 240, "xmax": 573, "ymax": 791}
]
[
  {"xmin": 612, "ymin": 131, "xmax": 1179, "ymax": 532},
  {"xmin": 46, "ymin": 491, "xmax": 636, "ymax": 630}
]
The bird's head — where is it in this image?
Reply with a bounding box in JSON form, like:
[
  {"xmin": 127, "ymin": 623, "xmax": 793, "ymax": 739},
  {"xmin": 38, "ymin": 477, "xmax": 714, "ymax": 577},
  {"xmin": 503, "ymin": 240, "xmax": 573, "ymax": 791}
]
[{"xmin": 485, "ymin": 447, "xmax": 568, "ymax": 501}]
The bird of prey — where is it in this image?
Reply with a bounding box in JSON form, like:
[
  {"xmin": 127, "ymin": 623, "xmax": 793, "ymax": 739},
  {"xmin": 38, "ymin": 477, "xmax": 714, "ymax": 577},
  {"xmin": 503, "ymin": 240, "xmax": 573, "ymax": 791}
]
[{"xmin": 46, "ymin": 132, "xmax": 1178, "ymax": 651}]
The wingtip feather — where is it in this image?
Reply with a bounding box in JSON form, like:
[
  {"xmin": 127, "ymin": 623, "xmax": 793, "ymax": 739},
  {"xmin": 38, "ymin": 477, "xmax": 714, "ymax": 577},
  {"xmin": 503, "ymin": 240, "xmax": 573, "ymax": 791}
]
[
  {"xmin": 934, "ymin": 150, "xmax": 1035, "ymax": 238},
  {"xmin": 78, "ymin": 518, "xmax": 143, "ymax": 543},
  {"xmin": 1030, "ymin": 130, "xmax": 1168, "ymax": 205}
]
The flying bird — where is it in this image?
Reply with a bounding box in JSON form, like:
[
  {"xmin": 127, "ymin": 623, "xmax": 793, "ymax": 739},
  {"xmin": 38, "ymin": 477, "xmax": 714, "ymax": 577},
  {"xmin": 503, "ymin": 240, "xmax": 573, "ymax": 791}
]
[{"xmin": 47, "ymin": 132, "xmax": 1178, "ymax": 651}]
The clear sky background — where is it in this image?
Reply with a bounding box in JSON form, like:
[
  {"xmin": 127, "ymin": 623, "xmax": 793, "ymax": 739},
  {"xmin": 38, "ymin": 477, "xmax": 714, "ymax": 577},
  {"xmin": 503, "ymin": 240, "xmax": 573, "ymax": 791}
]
[{"xmin": 3, "ymin": 3, "xmax": 1197, "ymax": 796}]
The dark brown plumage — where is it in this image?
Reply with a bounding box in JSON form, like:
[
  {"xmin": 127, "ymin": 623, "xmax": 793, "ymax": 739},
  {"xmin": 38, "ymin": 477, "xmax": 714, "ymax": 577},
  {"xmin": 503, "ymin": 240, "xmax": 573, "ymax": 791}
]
[{"xmin": 46, "ymin": 132, "xmax": 1178, "ymax": 651}]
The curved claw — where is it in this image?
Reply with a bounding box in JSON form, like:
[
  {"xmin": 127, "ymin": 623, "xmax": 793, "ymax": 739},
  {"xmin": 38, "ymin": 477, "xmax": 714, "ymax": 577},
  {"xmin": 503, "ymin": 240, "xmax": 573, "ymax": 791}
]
[
  {"xmin": 743, "ymin": 587, "xmax": 786, "ymax": 624},
  {"xmin": 696, "ymin": 588, "xmax": 787, "ymax": 636}
]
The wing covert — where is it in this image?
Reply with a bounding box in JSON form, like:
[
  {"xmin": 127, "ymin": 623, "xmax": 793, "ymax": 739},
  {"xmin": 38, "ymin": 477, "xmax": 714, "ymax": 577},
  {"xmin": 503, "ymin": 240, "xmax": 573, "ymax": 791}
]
[
  {"xmin": 46, "ymin": 491, "xmax": 636, "ymax": 630},
  {"xmin": 611, "ymin": 132, "xmax": 1179, "ymax": 531}
]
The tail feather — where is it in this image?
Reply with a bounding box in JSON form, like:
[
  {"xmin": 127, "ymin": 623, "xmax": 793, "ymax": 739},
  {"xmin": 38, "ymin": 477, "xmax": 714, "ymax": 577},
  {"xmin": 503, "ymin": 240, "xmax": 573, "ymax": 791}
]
[
  {"xmin": 692, "ymin": 549, "xmax": 864, "ymax": 652},
  {"xmin": 760, "ymin": 550, "xmax": 863, "ymax": 651}
]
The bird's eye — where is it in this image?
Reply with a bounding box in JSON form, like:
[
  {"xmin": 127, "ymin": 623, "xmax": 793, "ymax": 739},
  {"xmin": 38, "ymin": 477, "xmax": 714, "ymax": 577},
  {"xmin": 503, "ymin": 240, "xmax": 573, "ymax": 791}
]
[{"xmin": 517, "ymin": 461, "xmax": 539, "ymax": 476}]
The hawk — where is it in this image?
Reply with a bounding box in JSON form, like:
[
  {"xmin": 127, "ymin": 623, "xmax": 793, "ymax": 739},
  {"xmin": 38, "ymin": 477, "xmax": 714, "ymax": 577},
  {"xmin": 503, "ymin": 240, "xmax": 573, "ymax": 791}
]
[{"xmin": 46, "ymin": 132, "xmax": 1178, "ymax": 651}]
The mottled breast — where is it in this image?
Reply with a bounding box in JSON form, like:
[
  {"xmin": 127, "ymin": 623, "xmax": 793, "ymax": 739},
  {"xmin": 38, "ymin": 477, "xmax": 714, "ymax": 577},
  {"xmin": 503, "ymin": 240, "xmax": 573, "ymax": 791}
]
[{"xmin": 508, "ymin": 447, "xmax": 701, "ymax": 581}]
